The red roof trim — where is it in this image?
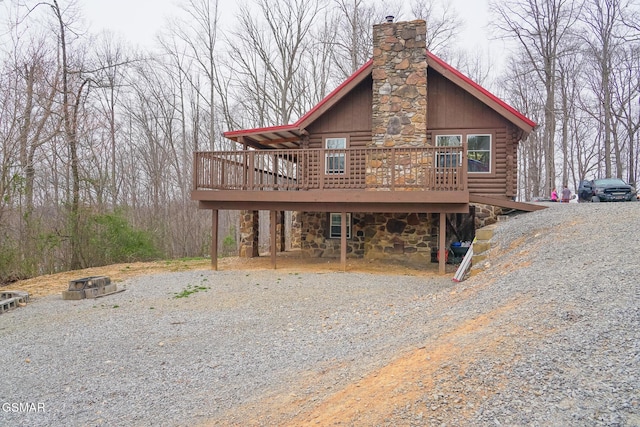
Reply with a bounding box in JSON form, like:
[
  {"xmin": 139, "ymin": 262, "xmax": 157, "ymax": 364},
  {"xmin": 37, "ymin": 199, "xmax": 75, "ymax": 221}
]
[
  {"xmin": 224, "ymin": 59, "xmax": 374, "ymax": 139},
  {"xmin": 426, "ymin": 52, "xmax": 536, "ymax": 129},
  {"xmin": 225, "ymin": 52, "xmax": 536, "ymax": 140}
]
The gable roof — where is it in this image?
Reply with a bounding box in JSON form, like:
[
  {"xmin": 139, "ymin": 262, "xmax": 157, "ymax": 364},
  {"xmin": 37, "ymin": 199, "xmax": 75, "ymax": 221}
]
[
  {"xmin": 224, "ymin": 52, "xmax": 535, "ymax": 150},
  {"xmin": 425, "ymin": 53, "xmax": 536, "ymax": 132}
]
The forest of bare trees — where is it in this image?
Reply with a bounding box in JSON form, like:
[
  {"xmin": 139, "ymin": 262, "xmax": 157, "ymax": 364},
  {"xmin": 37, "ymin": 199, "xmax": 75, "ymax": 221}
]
[{"xmin": 1, "ymin": 0, "xmax": 639, "ymax": 283}]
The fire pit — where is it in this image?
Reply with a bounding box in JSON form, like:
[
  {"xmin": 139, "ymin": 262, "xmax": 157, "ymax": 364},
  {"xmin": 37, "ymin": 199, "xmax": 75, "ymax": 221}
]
[{"xmin": 62, "ymin": 276, "xmax": 118, "ymax": 300}]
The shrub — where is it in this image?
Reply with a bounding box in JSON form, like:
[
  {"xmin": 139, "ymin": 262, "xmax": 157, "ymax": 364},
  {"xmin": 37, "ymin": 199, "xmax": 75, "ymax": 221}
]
[{"xmin": 87, "ymin": 211, "xmax": 161, "ymax": 265}]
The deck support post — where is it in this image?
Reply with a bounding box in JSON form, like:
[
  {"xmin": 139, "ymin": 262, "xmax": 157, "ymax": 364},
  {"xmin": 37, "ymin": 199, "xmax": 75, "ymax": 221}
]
[
  {"xmin": 341, "ymin": 211, "xmax": 347, "ymax": 271},
  {"xmin": 438, "ymin": 212, "xmax": 446, "ymax": 275},
  {"xmin": 211, "ymin": 210, "xmax": 218, "ymax": 271},
  {"xmin": 270, "ymin": 210, "xmax": 277, "ymax": 269}
]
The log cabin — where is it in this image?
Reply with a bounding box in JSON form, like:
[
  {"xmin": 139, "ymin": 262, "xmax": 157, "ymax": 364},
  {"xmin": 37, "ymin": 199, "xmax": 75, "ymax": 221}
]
[{"xmin": 191, "ymin": 18, "xmax": 540, "ymax": 274}]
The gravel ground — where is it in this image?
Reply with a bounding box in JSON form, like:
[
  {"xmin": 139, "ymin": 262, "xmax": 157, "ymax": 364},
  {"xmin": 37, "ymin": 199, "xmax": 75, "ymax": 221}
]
[{"xmin": 1, "ymin": 202, "xmax": 639, "ymax": 426}]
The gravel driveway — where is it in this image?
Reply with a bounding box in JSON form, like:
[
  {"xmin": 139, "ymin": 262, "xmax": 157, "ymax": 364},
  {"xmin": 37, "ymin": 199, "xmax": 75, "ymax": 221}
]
[{"xmin": 1, "ymin": 202, "xmax": 639, "ymax": 426}]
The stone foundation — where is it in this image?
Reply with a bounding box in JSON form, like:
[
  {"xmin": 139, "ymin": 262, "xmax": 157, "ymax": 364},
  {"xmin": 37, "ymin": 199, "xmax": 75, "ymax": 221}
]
[
  {"xmin": 243, "ymin": 205, "xmax": 504, "ymax": 261},
  {"xmin": 473, "ymin": 203, "xmax": 507, "ymax": 229},
  {"xmin": 290, "ymin": 211, "xmax": 302, "ymax": 249},
  {"xmin": 299, "ymin": 212, "xmax": 436, "ymax": 262},
  {"xmin": 239, "ymin": 210, "xmax": 259, "ymax": 257},
  {"xmin": 275, "ymin": 211, "xmax": 285, "ymax": 252},
  {"xmin": 239, "ymin": 210, "xmax": 290, "ymax": 256}
]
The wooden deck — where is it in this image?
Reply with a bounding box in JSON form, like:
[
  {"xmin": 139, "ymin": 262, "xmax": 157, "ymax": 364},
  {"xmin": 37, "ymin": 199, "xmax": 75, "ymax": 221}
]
[{"xmin": 192, "ymin": 146, "xmax": 470, "ymax": 212}]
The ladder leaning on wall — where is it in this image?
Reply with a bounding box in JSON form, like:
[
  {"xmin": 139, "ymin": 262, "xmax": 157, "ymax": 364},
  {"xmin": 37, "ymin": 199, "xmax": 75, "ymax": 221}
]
[{"xmin": 452, "ymin": 238, "xmax": 475, "ymax": 282}]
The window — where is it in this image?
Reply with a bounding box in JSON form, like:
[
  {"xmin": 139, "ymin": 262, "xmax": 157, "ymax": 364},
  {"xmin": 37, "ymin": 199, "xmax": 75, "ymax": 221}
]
[
  {"xmin": 467, "ymin": 135, "xmax": 491, "ymax": 173},
  {"xmin": 435, "ymin": 134, "xmax": 492, "ymax": 173},
  {"xmin": 435, "ymin": 135, "xmax": 462, "ymax": 167},
  {"xmin": 325, "ymin": 137, "xmax": 346, "ymax": 174},
  {"xmin": 329, "ymin": 213, "xmax": 351, "ymax": 239}
]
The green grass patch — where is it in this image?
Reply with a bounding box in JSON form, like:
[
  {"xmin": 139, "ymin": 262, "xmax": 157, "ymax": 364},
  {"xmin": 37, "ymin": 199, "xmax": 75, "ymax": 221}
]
[{"xmin": 174, "ymin": 284, "xmax": 210, "ymax": 299}]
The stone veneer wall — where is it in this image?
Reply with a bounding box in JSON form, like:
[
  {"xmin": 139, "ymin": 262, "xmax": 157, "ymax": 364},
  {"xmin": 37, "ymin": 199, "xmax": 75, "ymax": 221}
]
[
  {"xmin": 368, "ymin": 19, "xmax": 428, "ymax": 191},
  {"xmin": 371, "ymin": 19, "xmax": 428, "ymax": 148},
  {"xmin": 239, "ymin": 210, "xmax": 259, "ymax": 257},
  {"xmin": 299, "ymin": 212, "xmax": 436, "ymax": 261},
  {"xmin": 473, "ymin": 203, "xmax": 507, "ymax": 229},
  {"xmin": 243, "ymin": 206, "xmax": 503, "ymax": 259},
  {"xmin": 290, "ymin": 211, "xmax": 302, "ymax": 249},
  {"xmin": 275, "ymin": 211, "xmax": 285, "ymax": 252}
]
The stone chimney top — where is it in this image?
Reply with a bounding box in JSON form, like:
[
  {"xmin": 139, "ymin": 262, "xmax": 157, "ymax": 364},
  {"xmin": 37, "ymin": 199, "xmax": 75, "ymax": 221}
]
[{"xmin": 371, "ymin": 20, "xmax": 427, "ymax": 148}]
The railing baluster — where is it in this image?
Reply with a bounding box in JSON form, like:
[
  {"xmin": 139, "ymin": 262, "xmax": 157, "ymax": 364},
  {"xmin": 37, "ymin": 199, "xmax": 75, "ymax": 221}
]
[{"xmin": 194, "ymin": 146, "xmax": 465, "ymax": 193}]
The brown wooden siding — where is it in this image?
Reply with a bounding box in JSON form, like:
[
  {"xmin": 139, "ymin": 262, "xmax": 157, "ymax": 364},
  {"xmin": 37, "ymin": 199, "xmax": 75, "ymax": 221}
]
[
  {"xmin": 426, "ymin": 68, "xmax": 519, "ymax": 199},
  {"xmin": 306, "ymin": 77, "xmax": 372, "ymax": 137},
  {"xmin": 307, "ymin": 131, "xmax": 372, "ymax": 150},
  {"xmin": 427, "ymin": 69, "xmax": 506, "ymax": 129}
]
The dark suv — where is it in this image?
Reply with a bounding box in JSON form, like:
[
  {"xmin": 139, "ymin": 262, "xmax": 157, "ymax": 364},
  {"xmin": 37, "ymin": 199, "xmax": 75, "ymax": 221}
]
[{"xmin": 578, "ymin": 178, "xmax": 637, "ymax": 202}]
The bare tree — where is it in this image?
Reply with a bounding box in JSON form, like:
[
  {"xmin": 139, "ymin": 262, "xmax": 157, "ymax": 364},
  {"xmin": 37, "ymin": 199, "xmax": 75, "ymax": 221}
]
[
  {"xmin": 43, "ymin": 0, "xmax": 94, "ymax": 268},
  {"xmin": 579, "ymin": 0, "xmax": 637, "ymax": 178},
  {"xmin": 610, "ymin": 45, "xmax": 640, "ymax": 185},
  {"xmin": 491, "ymin": 0, "xmax": 581, "ymax": 195},
  {"xmin": 331, "ymin": 0, "xmax": 377, "ymax": 78},
  {"xmin": 164, "ymin": 0, "xmax": 220, "ymax": 151},
  {"xmin": 329, "ymin": 0, "xmax": 403, "ymax": 80},
  {"xmin": 502, "ymin": 53, "xmax": 546, "ymax": 200},
  {"xmin": 92, "ymin": 32, "xmax": 130, "ymax": 206},
  {"xmin": 229, "ymin": 0, "xmax": 324, "ymax": 126},
  {"xmin": 410, "ymin": 0, "xmax": 462, "ymax": 55}
]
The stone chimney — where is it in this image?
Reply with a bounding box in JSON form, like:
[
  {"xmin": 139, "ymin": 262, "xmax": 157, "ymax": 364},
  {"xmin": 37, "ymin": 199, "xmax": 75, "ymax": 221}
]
[{"xmin": 371, "ymin": 19, "xmax": 427, "ymax": 148}]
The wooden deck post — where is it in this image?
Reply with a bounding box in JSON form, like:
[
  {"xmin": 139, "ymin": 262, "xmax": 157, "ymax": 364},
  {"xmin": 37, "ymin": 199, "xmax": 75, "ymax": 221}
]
[
  {"xmin": 270, "ymin": 210, "xmax": 277, "ymax": 269},
  {"xmin": 211, "ymin": 210, "xmax": 218, "ymax": 271},
  {"xmin": 438, "ymin": 212, "xmax": 446, "ymax": 275},
  {"xmin": 341, "ymin": 211, "xmax": 347, "ymax": 271}
]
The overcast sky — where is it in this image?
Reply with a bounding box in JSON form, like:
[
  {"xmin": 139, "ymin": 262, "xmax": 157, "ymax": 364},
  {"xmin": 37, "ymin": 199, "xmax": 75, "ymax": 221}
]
[{"xmin": 83, "ymin": 0, "xmax": 498, "ymax": 55}]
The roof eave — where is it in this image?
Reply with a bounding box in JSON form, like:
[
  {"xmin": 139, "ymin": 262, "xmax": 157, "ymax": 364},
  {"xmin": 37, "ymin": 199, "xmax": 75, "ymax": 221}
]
[{"xmin": 223, "ymin": 60, "xmax": 374, "ymax": 148}]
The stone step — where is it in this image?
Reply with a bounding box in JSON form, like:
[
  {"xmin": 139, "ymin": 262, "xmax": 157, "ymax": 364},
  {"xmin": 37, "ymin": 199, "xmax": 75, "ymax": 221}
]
[
  {"xmin": 473, "ymin": 240, "xmax": 492, "ymax": 253},
  {"xmin": 474, "ymin": 224, "xmax": 498, "ymax": 241},
  {"xmin": 470, "ymin": 222, "xmax": 503, "ymax": 274}
]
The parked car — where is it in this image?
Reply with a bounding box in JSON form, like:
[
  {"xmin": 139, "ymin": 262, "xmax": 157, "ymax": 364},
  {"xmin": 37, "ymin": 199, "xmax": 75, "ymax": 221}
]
[{"xmin": 578, "ymin": 178, "xmax": 637, "ymax": 202}]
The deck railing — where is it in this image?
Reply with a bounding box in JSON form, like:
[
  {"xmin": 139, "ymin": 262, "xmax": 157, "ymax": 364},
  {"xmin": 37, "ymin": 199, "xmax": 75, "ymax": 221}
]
[{"xmin": 193, "ymin": 146, "xmax": 467, "ymax": 192}]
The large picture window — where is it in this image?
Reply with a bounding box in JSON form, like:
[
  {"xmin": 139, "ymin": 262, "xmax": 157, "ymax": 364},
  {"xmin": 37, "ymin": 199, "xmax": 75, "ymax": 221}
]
[
  {"xmin": 329, "ymin": 213, "xmax": 351, "ymax": 239},
  {"xmin": 467, "ymin": 134, "xmax": 491, "ymax": 173},
  {"xmin": 325, "ymin": 137, "xmax": 346, "ymax": 174}
]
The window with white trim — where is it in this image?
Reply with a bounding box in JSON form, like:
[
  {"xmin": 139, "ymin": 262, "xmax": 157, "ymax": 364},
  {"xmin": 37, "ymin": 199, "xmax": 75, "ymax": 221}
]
[
  {"xmin": 329, "ymin": 213, "xmax": 351, "ymax": 238},
  {"xmin": 467, "ymin": 134, "xmax": 491, "ymax": 173},
  {"xmin": 435, "ymin": 134, "xmax": 492, "ymax": 173},
  {"xmin": 325, "ymin": 137, "xmax": 346, "ymax": 174}
]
